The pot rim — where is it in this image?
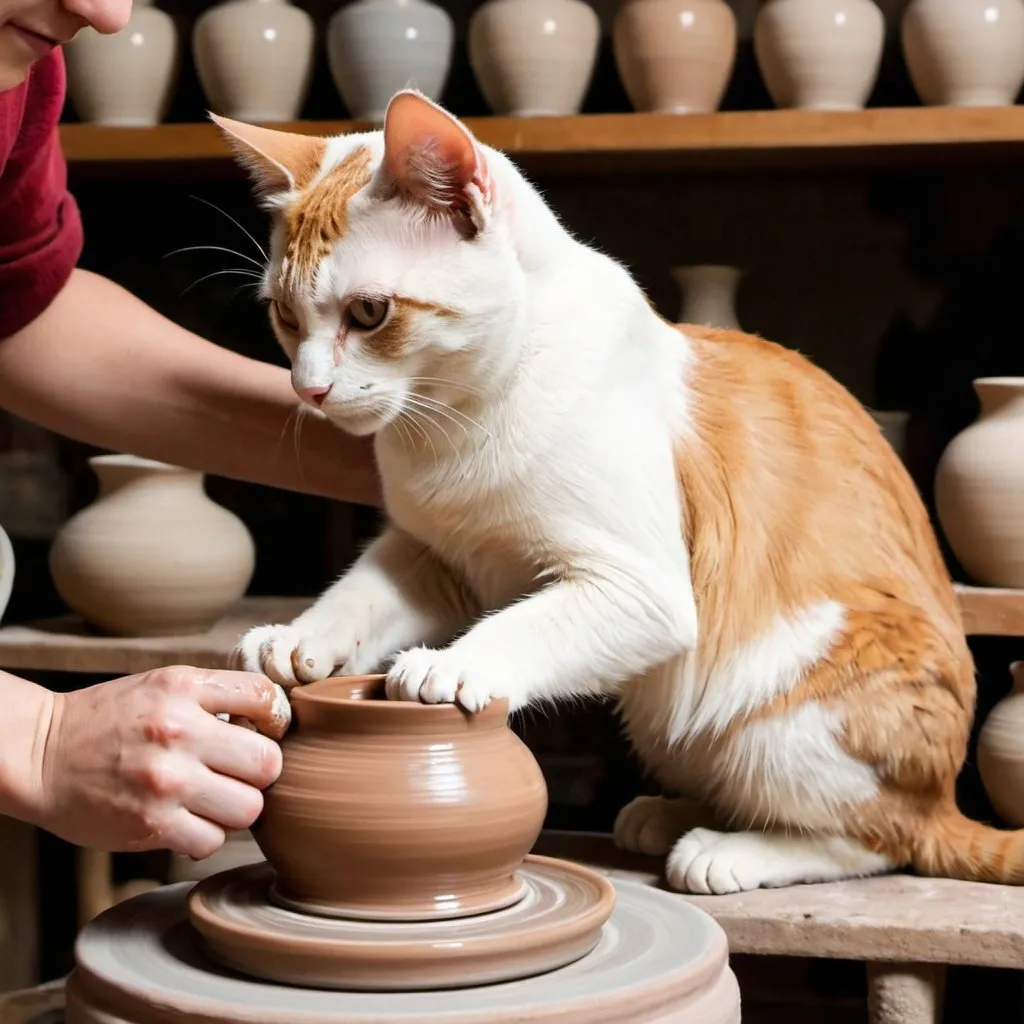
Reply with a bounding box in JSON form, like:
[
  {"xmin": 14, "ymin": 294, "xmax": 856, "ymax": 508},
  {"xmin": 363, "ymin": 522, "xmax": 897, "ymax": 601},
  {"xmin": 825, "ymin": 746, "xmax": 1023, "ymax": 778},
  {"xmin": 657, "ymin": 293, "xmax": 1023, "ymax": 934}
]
[{"xmin": 289, "ymin": 674, "xmax": 510, "ymax": 731}]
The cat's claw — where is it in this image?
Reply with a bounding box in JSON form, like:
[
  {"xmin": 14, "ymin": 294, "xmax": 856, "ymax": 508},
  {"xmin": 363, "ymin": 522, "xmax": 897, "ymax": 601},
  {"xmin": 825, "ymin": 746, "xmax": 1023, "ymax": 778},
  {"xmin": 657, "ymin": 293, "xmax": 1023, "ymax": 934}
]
[
  {"xmin": 385, "ymin": 647, "xmax": 499, "ymax": 714},
  {"xmin": 233, "ymin": 621, "xmax": 368, "ymax": 687}
]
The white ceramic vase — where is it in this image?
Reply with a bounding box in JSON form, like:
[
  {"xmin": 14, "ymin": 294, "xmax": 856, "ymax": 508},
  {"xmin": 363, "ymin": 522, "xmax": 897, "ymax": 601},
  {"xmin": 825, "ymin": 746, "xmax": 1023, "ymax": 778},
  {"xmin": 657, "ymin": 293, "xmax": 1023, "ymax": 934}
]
[
  {"xmin": 193, "ymin": 0, "xmax": 315, "ymax": 123},
  {"xmin": 327, "ymin": 0, "xmax": 454, "ymax": 122},
  {"xmin": 64, "ymin": 0, "xmax": 179, "ymax": 126},
  {"xmin": 671, "ymin": 265, "xmax": 743, "ymax": 330},
  {"xmin": 934, "ymin": 377, "xmax": 1024, "ymax": 588},
  {"xmin": 0, "ymin": 525, "xmax": 12, "ymax": 626},
  {"xmin": 468, "ymin": 0, "xmax": 601, "ymax": 117},
  {"xmin": 612, "ymin": 0, "xmax": 737, "ymax": 114},
  {"xmin": 49, "ymin": 455, "xmax": 256, "ymax": 637},
  {"xmin": 754, "ymin": 0, "xmax": 885, "ymax": 110},
  {"xmin": 901, "ymin": 0, "xmax": 1024, "ymax": 106},
  {"xmin": 978, "ymin": 662, "xmax": 1024, "ymax": 827}
]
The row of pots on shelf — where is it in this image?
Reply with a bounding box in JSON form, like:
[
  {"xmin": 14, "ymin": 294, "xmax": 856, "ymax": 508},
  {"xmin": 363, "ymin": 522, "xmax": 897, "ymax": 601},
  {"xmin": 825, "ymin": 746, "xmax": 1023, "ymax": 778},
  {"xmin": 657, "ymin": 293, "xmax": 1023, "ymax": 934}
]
[{"xmin": 64, "ymin": 0, "xmax": 1024, "ymax": 129}]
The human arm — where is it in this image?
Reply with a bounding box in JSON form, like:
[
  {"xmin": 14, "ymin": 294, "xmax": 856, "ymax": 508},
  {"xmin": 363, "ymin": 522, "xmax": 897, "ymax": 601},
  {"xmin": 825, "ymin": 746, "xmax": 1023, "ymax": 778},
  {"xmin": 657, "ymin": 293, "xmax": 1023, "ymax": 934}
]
[
  {"xmin": 0, "ymin": 664, "xmax": 291, "ymax": 858},
  {"xmin": 0, "ymin": 268, "xmax": 382, "ymax": 506}
]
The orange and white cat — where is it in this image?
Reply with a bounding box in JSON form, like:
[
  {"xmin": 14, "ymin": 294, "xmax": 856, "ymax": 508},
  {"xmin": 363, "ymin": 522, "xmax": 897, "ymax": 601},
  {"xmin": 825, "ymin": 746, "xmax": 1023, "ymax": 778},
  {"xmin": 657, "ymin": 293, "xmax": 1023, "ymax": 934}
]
[{"xmin": 223, "ymin": 91, "xmax": 1021, "ymax": 893}]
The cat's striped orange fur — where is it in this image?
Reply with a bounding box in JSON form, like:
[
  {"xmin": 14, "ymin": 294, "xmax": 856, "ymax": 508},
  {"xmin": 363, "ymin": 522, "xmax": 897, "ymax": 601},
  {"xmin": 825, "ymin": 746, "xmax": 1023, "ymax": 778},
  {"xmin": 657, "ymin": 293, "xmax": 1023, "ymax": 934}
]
[{"xmin": 662, "ymin": 324, "xmax": 1019, "ymax": 883}]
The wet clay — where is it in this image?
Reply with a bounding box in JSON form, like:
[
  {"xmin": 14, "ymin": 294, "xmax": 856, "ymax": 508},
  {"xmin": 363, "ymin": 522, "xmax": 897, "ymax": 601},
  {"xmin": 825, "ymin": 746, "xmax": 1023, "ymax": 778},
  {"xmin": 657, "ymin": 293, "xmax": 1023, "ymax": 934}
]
[
  {"xmin": 188, "ymin": 856, "xmax": 615, "ymax": 991},
  {"xmin": 252, "ymin": 675, "xmax": 549, "ymax": 921}
]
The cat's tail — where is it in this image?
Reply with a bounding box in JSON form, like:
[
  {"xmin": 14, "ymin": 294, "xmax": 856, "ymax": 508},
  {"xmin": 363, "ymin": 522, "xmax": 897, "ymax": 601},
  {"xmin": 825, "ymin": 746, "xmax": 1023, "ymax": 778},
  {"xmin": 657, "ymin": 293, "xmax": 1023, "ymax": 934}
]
[{"xmin": 912, "ymin": 807, "xmax": 1024, "ymax": 884}]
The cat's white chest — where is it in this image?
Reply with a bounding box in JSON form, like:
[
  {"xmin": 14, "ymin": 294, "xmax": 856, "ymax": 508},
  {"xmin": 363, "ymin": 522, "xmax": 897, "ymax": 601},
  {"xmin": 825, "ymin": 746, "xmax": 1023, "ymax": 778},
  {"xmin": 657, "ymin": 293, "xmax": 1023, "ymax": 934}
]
[{"xmin": 377, "ymin": 435, "xmax": 543, "ymax": 610}]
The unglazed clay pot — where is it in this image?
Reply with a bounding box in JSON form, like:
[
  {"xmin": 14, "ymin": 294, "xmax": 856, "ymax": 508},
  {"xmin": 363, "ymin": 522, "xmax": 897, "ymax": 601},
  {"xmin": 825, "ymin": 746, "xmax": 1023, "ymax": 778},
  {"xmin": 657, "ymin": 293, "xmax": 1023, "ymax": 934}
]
[
  {"xmin": 64, "ymin": 0, "xmax": 179, "ymax": 126},
  {"xmin": 468, "ymin": 0, "xmax": 600, "ymax": 117},
  {"xmin": 193, "ymin": 0, "xmax": 315, "ymax": 123},
  {"xmin": 49, "ymin": 455, "xmax": 255, "ymax": 637},
  {"xmin": 754, "ymin": 0, "xmax": 885, "ymax": 110},
  {"xmin": 253, "ymin": 675, "xmax": 549, "ymax": 921},
  {"xmin": 613, "ymin": 0, "xmax": 737, "ymax": 114},
  {"xmin": 672, "ymin": 264, "xmax": 743, "ymax": 330},
  {"xmin": 901, "ymin": 0, "xmax": 1024, "ymax": 106},
  {"xmin": 327, "ymin": 0, "xmax": 454, "ymax": 122},
  {"xmin": 978, "ymin": 662, "xmax": 1024, "ymax": 827},
  {"xmin": 934, "ymin": 378, "xmax": 1024, "ymax": 587}
]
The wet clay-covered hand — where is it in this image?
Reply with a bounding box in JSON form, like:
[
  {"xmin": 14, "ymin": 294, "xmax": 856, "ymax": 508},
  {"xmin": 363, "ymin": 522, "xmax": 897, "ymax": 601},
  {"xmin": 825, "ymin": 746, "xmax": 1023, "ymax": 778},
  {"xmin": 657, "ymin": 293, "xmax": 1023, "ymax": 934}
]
[{"xmin": 30, "ymin": 667, "xmax": 291, "ymax": 859}]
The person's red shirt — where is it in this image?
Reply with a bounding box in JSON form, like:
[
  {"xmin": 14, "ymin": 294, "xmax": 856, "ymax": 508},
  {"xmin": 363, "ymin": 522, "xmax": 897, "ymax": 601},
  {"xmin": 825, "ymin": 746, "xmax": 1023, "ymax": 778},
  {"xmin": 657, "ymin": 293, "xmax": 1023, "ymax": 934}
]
[{"xmin": 0, "ymin": 50, "xmax": 83, "ymax": 339}]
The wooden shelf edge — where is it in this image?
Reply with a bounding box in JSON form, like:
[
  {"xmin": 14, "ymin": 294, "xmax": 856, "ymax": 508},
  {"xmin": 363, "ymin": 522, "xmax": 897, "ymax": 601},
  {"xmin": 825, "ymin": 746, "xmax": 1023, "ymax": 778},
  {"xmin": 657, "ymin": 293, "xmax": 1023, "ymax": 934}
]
[
  {"xmin": 59, "ymin": 106, "xmax": 1024, "ymax": 174},
  {"xmin": 955, "ymin": 583, "xmax": 1024, "ymax": 637}
]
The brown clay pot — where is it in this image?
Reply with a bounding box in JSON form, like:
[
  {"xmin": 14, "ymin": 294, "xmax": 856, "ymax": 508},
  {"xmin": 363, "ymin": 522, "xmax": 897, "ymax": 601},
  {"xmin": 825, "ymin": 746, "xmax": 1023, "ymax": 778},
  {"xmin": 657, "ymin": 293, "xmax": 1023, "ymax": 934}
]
[{"xmin": 252, "ymin": 675, "xmax": 549, "ymax": 921}]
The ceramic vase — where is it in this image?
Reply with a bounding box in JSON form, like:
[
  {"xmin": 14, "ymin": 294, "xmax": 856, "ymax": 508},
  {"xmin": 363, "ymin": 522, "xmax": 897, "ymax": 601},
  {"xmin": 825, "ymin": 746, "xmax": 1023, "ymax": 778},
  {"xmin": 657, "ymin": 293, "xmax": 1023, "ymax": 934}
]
[
  {"xmin": 49, "ymin": 455, "xmax": 255, "ymax": 637},
  {"xmin": 64, "ymin": 0, "xmax": 179, "ymax": 126},
  {"xmin": 0, "ymin": 525, "xmax": 12, "ymax": 625},
  {"xmin": 867, "ymin": 408, "xmax": 910, "ymax": 461},
  {"xmin": 901, "ymin": 0, "xmax": 1024, "ymax": 107},
  {"xmin": 253, "ymin": 675, "xmax": 549, "ymax": 920},
  {"xmin": 754, "ymin": 0, "xmax": 885, "ymax": 110},
  {"xmin": 468, "ymin": 0, "xmax": 600, "ymax": 117},
  {"xmin": 978, "ymin": 662, "xmax": 1024, "ymax": 827},
  {"xmin": 612, "ymin": 0, "xmax": 737, "ymax": 114},
  {"xmin": 327, "ymin": 0, "xmax": 454, "ymax": 122},
  {"xmin": 193, "ymin": 0, "xmax": 315, "ymax": 123},
  {"xmin": 672, "ymin": 264, "xmax": 743, "ymax": 330},
  {"xmin": 934, "ymin": 377, "xmax": 1024, "ymax": 588}
]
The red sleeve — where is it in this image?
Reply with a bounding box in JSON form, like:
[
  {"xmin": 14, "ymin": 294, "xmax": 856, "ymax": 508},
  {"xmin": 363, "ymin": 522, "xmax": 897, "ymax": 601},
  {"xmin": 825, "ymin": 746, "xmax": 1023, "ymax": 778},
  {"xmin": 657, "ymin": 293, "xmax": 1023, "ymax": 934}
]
[{"xmin": 0, "ymin": 51, "xmax": 83, "ymax": 339}]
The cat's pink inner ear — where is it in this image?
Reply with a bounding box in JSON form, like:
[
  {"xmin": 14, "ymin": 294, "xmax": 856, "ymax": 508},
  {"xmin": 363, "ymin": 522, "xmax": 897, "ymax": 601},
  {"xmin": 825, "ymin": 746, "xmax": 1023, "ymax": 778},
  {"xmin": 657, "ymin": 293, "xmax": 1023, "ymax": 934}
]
[
  {"xmin": 210, "ymin": 113, "xmax": 326, "ymax": 197},
  {"xmin": 382, "ymin": 91, "xmax": 489, "ymax": 211}
]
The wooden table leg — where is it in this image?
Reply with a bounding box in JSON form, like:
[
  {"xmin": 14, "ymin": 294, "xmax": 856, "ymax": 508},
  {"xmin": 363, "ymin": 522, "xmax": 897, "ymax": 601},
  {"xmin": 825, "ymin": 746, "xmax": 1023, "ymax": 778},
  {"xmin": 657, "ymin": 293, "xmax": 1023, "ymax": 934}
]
[{"xmin": 867, "ymin": 962, "xmax": 947, "ymax": 1024}]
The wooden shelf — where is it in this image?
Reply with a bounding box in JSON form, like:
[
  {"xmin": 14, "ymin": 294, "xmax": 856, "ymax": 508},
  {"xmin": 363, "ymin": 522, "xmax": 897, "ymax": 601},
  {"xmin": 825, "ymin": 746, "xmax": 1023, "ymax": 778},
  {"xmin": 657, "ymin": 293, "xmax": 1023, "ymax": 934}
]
[
  {"xmin": 60, "ymin": 106, "xmax": 1024, "ymax": 179},
  {"xmin": 954, "ymin": 584, "xmax": 1024, "ymax": 638}
]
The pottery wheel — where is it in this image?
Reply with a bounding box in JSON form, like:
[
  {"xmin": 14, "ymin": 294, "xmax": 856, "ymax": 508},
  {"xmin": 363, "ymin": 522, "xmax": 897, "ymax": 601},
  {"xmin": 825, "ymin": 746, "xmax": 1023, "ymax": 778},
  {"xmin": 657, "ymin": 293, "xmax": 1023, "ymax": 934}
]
[
  {"xmin": 65, "ymin": 871, "xmax": 740, "ymax": 1024},
  {"xmin": 188, "ymin": 855, "xmax": 613, "ymax": 991}
]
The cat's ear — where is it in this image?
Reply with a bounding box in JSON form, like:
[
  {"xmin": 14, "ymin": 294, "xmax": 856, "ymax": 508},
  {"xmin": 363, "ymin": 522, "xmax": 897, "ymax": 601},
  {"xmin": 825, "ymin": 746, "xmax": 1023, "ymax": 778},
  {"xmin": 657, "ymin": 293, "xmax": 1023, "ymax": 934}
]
[
  {"xmin": 378, "ymin": 90, "xmax": 492, "ymax": 234},
  {"xmin": 210, "ymin": 113, "xmax": 326, "ymax": 201}
]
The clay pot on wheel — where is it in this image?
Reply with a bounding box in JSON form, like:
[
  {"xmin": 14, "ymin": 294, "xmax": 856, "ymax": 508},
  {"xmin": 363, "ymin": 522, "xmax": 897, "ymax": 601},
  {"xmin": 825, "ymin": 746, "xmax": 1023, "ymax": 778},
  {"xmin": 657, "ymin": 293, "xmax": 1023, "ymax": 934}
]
[
  {"xmin": 934, "ymin": 377, "xmax": 1024, "ymax": 587},
  {"xmin": 612, "ymin": 0, "xmax": 737, "ymax": 114},
  {"xmin": 49, "ymin": 454, "xmax": 255, "ymax": 637},
  {"xmin": 978, "ymin": 662, "xmax": 1024, "ymax": 827},
  {"xmin": 468, "ymin": 0, "xmax": 600, "ymax": 117},
  {"xmin": 901, "ymin": 0, "xmax": 1024, "ymax": 107},
  {"xmin": 253, "ymin": 675, "xmax": 549, "ymax": 920},
  {"xmin": 754, "ymin": 0, "xmax": 885, "ymax": 110}
]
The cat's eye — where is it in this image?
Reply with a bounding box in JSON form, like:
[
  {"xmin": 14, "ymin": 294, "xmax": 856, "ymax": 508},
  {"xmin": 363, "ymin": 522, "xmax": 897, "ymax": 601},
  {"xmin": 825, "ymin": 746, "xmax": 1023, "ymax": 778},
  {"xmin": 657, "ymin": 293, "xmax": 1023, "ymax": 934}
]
[
  {"xmin": 273, "ymin": 299, "xmax": 299, "ymax": 331},
  {"xmin": 346, "ymin": 297, "xmax": 390, "ymax": 331}
]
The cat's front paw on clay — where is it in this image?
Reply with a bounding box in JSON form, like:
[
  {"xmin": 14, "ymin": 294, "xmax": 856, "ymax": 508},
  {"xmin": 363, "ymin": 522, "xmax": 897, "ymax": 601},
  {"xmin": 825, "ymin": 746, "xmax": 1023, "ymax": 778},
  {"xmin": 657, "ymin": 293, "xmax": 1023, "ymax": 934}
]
[
  {"xmin": 233, "ymin": 621, "xmax": 372, "ymax": 687},
  {"xmin": 385, "ymin": 647, "xmax": 516, "ymax": 714}
]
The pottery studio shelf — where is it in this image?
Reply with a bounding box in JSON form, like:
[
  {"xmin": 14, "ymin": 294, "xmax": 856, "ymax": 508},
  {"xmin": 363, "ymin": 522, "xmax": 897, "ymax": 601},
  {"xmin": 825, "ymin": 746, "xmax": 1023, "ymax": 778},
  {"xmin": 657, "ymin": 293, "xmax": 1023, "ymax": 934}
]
[
  {"xmin": 59, "ymin": 105, "xmax": 1024, "ymax": 180},
  {"xmin": 0, "ymin": 585, "xmax": 1019, "ymax": 676}
]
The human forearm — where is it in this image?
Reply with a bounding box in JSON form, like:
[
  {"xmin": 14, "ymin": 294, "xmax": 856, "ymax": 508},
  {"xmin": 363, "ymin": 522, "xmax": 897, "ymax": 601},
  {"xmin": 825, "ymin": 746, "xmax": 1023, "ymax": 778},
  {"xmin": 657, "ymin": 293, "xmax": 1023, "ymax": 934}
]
[
  {"xmin": 0, "ymin": 269, "xmax": 381, "ymax": 505},
  {"xmin": 0, "ymin": 670, "xmax": 53, "ymax": 824}
]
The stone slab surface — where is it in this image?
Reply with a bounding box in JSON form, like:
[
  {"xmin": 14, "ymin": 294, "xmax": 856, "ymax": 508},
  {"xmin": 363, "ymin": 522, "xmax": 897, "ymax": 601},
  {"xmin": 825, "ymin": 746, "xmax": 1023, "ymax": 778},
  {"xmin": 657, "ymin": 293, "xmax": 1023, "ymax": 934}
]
[
  {"xmin": 0, "ymin": 597, "xmax": 310, "ymax": 675},
  {"xmin": 534, "ymin": 831, "xmax": 1024, "ymax": 969}
]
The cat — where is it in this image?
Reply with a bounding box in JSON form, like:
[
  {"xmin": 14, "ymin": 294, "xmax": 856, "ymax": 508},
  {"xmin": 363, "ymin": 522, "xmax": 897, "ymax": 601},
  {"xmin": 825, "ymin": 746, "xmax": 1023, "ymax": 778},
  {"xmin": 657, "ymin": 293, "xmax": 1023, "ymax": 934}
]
[{"xmin": 219, "ymin": 90, "xmax": 1022, "ymax": 894}]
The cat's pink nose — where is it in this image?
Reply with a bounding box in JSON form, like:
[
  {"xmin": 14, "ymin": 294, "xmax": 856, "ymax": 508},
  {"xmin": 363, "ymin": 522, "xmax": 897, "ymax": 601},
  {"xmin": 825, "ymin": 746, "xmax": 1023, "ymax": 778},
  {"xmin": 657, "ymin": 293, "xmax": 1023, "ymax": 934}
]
[{"xmin": 298, "ymin": 384, "xmax": 332, "ymax": 408}]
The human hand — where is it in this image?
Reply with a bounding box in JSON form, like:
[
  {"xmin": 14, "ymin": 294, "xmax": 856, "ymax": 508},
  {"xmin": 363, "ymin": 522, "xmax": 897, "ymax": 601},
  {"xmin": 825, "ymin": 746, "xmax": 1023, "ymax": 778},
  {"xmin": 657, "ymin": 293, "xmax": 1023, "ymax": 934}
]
[{"xmin": 28, "ymin": 666, "xmax": 290, "ymax": 859}]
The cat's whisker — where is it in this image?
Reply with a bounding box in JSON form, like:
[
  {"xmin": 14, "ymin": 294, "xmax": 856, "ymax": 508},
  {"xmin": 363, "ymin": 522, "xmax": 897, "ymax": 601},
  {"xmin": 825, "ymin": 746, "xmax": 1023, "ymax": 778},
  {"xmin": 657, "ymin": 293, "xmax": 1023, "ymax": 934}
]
[
  {"xmin": 180, "ymin": 267, "xmax": 263, "ymax": 298},
  {"xmin": 406, "ymin": 394, "xmax": 491, "ymax": 441},
  {"xmin": 189, "ymin": 194, "xmax": 269, "ymax": 263},
  {"xmin": 402, "ymin": 375, "xmax": 486, "ymax": 398},
  {"xmin": 400, "ymin": 405, "xmax": 443, "ymax": 466},
  {"xmin": 163, "ymin": 244, "xmax": 266, "ymax": 271},
  {"xmin": 410, "ymin": 392, "xmax": 492, "ymax": 435}
]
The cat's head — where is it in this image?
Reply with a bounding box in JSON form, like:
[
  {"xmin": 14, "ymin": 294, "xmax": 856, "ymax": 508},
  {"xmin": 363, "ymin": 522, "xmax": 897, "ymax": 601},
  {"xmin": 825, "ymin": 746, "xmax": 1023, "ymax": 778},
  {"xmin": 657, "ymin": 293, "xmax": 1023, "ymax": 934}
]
[{"xmin": 213, "ymin": 91, "xmax": 526, "ymax": 437}]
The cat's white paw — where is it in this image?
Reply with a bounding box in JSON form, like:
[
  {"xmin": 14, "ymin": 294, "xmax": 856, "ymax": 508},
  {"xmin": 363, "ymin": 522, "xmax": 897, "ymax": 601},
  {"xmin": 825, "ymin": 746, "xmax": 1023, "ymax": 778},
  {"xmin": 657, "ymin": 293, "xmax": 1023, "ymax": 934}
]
[
  {"xmin": 613, "ymin": 795, "xmax": 710, "ymax": 857},
  {"xmin": 385, "ymin": 647, "xmax": 512, "ymax": 714},
  {"xmin": 666, "ymin": 828, "xmax": 769, "ymax": 895},
  {"xmin": 233, "ymin": 620, "xmax": 369, "ymax": 687}
]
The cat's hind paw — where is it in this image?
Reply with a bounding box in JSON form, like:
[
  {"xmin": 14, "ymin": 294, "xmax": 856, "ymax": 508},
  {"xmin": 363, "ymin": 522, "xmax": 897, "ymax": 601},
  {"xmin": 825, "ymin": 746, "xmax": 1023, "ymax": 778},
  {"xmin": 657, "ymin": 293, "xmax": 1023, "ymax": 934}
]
[
  {"xmin": 613, "ymin": 796, "xmax": 717, "ymax": 856},
  {"xmin": 232, "ymin": 621, "xmax": 367, "ymax": 687}
]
